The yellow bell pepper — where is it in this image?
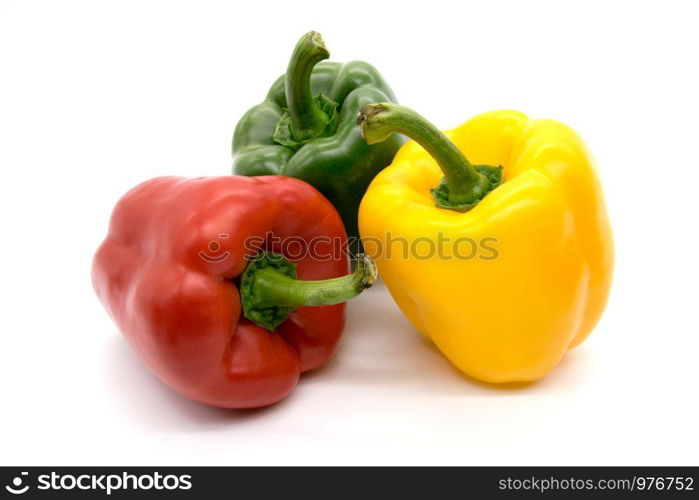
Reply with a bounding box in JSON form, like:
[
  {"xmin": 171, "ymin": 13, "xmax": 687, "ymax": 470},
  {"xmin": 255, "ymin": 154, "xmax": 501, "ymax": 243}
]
[{"xmin": 357, "ymin": 103, "xmax": 613, "ymax": 383}]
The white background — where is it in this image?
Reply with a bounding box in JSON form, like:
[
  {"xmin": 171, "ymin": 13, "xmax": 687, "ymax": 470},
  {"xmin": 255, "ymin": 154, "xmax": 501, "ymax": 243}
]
[{"xmin": 1, "ymin": 0, "xmax": 697, "ymax": 466}]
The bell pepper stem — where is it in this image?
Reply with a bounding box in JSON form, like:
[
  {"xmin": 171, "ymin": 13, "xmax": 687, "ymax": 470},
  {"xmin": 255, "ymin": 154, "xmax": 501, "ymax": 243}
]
[
  {"xmin": 357, "ymin": 103, "xmax": 493, "ymax": 207},
  {"xmin": 254, "ymin": 254, "xmax": 375, "ymax": 307},
  {"xmin": 285, "ymin": 31, "xmax": 331, "ymax": 142},
  {"xmin": 241, "ymin": 252, "xmax": 377, "ymax": 331}
]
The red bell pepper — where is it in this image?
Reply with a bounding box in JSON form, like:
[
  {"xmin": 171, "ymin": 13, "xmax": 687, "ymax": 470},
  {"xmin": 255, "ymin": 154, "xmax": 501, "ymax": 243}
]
[{"xmin": 93, "ymin": 175, "xmax": 376, "ymax": 409}]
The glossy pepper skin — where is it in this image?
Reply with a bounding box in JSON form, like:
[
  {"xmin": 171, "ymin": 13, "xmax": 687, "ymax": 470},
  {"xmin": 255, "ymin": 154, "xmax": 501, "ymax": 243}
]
[
  {"xmin": 233, "ymin": 32, "xmax": 402, "ymax": 244},
  {"xmin": 93, "ymin": 175, "xmax": 375, "ymax": 408},
  {"xmin": 358, "ymin": 104, "xmax": 613, "ymax": 383}
]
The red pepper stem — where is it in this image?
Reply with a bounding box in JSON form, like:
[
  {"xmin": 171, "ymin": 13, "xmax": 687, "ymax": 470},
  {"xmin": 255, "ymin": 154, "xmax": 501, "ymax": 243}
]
[
  {"xmin": 285, "ymin": 31, "xmax": 331, "ymax": 142},
  {"xmin": 241, "ymin": 252, "xmax": 377, "ymax": 331},
  {"xmin": 253, "ymin": 254, "xmax": 376, "ymax": 308},
  {"xmin": 357, "ymin": 103, "xmax": 492, "ymax": 206}
]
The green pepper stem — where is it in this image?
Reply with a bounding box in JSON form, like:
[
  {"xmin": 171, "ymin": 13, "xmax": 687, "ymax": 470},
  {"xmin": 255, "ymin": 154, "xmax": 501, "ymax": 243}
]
[
  {"xmin": 285, "ymin": 31, "xmax": 331, "ymax": 142},
  {"xmin": 357, "ymin": 103, "xmax": 492, "ymax": 206},
  {"xmin": 248, "ymin": 254, "xmax": 377, "ymax": 309}
]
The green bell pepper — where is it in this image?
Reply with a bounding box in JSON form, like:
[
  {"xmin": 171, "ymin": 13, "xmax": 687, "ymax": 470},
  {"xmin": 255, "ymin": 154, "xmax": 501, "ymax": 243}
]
[{"xmin": 232, "ymin": 31, "xmax": 403, "ymax": 248}]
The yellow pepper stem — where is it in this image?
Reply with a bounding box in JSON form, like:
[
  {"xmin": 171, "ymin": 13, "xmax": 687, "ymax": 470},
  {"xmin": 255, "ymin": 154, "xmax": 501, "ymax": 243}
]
[{"xmin": 357, "ymin": 103, "xmax": 502, "ymax": 212}]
